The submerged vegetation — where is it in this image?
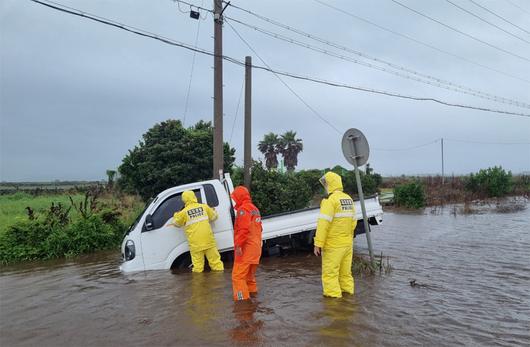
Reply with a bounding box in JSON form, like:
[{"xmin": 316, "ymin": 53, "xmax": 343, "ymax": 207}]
[
  {"xmin": 0, "ymin": 188, "xmax": 143, "ymax": 264},
  {"xmin": 384, "ymin": 166, "xmax": 529, "ymax": 209}
]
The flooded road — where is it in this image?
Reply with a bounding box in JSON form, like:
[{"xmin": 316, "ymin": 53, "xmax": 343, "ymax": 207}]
[{"xmin": 1, "ymin": 207, "xmax": 530, "ymax": 346}]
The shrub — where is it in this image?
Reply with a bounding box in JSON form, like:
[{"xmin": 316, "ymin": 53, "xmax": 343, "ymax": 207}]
[
  {"xmin": 329, "ymin": 165, "xmax": 381, "ymax": 196},
  {"xmin": 297, "ymin": 169, "xmax": 325, "ymax": 196},
  {"xmin": 464, "ymin": 166, "xmax": 513, "ymax": 197},
  {"xmin": 394, "ymin": 182, "xmax": 426, "ymax": 209},
  {"xmin": 250, "ymin": 163, "xmax": 312, "ymax": 216},
  {"xmin": 0, "ymin": 193, "xmax": 127, "ymax": 264}
]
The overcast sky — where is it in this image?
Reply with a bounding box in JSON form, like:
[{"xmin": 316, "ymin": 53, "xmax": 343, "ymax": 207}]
[{"xmin": 1, "ymin": 0, "xmax": 529, "ymax": 182}]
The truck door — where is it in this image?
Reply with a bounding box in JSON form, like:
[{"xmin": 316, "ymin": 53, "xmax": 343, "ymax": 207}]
[
  {"xmin": 203, "ymin": 183, "xmax": 233, "ymax": 251},
  {"xmin": 140, "ymin": 188, "xmax": 202, "ymax": 269}
]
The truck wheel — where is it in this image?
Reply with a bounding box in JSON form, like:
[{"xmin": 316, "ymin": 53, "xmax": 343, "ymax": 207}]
[{"xmin": 172, "ymin": 252, "xmax": 192, "ymax": 269}]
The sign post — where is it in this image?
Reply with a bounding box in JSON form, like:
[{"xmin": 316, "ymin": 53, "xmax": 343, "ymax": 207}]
[{"xmin": 341, "ymin": 128, "xmax": 375, "ymax": 265}]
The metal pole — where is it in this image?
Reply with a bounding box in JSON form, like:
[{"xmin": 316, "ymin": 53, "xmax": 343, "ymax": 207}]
[
  {"xmin": 349, "ymin": 136, "xmax": 375, "ymax": 265},
  {"xmin": 441, "ymin": 137, "xmax": 445, "ymax": 185},
  {"xmin": 213, "ymin": 0, "xmax": 224, "ymax": 179},
  {"xmin": 244, "ymin": 56, "xmax": 252, "ymax": 189}
]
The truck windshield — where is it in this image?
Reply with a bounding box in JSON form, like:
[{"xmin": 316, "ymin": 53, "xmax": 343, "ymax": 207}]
[{"xmin": 124, "ymin": 198, "xmax": 153, "ymax": 236}]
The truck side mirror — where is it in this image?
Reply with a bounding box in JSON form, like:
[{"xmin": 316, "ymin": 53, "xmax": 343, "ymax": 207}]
[{"xmin": 144, "ymin": 214, "xmax": 154, "ymax": 231}]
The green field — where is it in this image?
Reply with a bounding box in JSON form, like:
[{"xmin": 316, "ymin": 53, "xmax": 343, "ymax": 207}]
[{"xmin": 0, "ymin": 192, "xmax": 144, "ymax": 233}]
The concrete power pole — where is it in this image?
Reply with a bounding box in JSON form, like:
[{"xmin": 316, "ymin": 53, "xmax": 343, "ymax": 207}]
[
  {"xmin": 213, "ymin": 0, "xmax": 224, "ymax": 179},
  {"xmin": 244, "ymin": 56, "xmax": 252, "ymax": 189}
]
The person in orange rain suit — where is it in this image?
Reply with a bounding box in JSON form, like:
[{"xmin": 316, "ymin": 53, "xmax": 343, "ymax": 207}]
[{"xmin": 231, "ymin": 186, "xmax": 263, "ymax": 301}]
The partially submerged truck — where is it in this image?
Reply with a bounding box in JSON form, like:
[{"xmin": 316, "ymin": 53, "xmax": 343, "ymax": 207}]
[{"xmin": 120, "ymin": 174, "xmax": 383, "ymax": 272}]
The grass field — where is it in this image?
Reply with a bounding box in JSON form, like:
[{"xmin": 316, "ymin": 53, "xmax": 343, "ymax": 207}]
[{"xmin": 0, "ymin": 192, "xmax": 144, "ymax": 233}]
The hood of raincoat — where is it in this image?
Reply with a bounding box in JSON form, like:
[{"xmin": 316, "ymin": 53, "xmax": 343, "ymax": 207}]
[
  {"xmin": 231, "ymin": 186, "xmax": 251, "ymax": 208},
  {"xmin": 182, "ymin": 190, "xmax": 198, "ymax": 206},
  {"xmin": 320, "ymin": 171, "xmax": 343, "ymax": 195}
]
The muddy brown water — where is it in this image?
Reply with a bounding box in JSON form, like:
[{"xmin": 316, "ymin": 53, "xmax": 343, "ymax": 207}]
[{"xmin": 1, "ymin": 208, "xmax": 530, "ymax": 346}]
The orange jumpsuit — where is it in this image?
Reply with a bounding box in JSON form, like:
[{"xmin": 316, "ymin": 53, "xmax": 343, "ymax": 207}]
[{"xmin": 231, "ymin": 186, "xmax": 263, "ymax": 301}]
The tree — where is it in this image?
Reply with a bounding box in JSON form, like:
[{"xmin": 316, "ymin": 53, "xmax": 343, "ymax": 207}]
[
  {"xmin": 118, "ymin": 120, "xmax": 235, "ymax": 200},
  {"xmin": 278, "ymin": 131, "xmax": 303, "ymax": 172},
  {"xmin": 106, "ymin": 170, "xmax": 116, "ymax": 189},
  {"xmin": 258, "ymin": 132, "xmax": 280, "ymax": 170}
]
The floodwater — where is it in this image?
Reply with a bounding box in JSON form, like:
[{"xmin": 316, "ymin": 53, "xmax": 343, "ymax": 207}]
[{"xmin": 1, "ymin": 206, "xmax": 530, "ymax": 346}]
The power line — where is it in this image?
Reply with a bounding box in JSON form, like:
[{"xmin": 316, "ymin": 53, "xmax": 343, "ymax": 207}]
[
  {"xmin": 28, "ymin": 0, "xmax": 530, "ymax": 119},
  {"xmin": 225, "ymin": 1, "xmax": 529, "ymax": 107},
  {"xmin": 229, "ymin": 78, "xmax": 245, "ymax": 144},
  {"xmin": 504, "ymin": 0, "xmax": 530, "ymax": 16},
  {"xmin": 173, "ymin": 0, "xmax": 209, "ymax": 19},
  {"xmin": 374, "ymin": 137, "xmax": 530, "ymax": 152},
  {"xmin": 226, "ymin": 15, "xmax": 530, "ymax": 109},
  {"xmin": 389, "ymin": 0, "xmax": 530, "ymax": 63},
  {"xmin": 312, "ymin": 0, "xmax": 530, "ymax": 85},
  {"xmin": 445, "ymin": 138, "xmax": 530, "ymax": 145},
  {"xmin": 468, "ymin": 0, "xmax": 530, "ymax": 35},
  {"xmin": 445, "ymin": 0, "xmax": 530, "ymax": 44},
  {"xmin": 373, "ymin": 139, "xmax": 440, "ymax": 151},
  {"xmin": 225, "ymin": 19, "xmax": 341, "ymax": 134},
  {"xmin": 182, "ymin": 0, "xmax": 204, "ymax": 125}
]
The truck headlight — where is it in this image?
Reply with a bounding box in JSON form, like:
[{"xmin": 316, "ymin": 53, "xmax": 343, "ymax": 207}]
[{"xmin": 124, "ymin": 240, "xmax": 135, "ymax": 261}]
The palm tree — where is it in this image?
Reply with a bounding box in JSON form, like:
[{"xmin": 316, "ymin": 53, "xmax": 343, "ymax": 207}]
[
  {"xmin": 279, "ymin": 131, "xmax": 303, "ymax": 172},
  {"xmin": 258, "ymin": 133, "xmax": 280, "ymax": 170}
]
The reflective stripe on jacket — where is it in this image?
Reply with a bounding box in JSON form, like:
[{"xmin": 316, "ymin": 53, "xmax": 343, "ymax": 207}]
[
  {"xmin": 314, "ymin": 172, "xmax": 357, "ymax": 249},
  {"xmin": 173, "ymin": 190, "xmax": 218, "ymax": 252}
]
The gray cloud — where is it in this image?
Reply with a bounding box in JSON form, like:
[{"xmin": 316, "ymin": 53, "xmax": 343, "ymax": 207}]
[{"xmin": 1, "ymin": 0, "xmax": 529, "ymax": 181}]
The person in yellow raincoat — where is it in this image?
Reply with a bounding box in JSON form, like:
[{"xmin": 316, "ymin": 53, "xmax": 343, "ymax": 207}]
[
  {"xmin": 172, "ymin": 190, "xmax": 224, "ymax": 272},
  {"xmin": 313, "ymin": 172, "xmax": 357, "ymax": 298}
]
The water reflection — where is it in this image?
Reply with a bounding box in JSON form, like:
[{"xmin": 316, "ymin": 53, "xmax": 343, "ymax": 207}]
[
  {"xmin": 1, "ymin": 208, "xmax": 530, "ymax": 346},
  {"xmin": 230, "ymin": 300, "xmax": 264, "ymax": 344},
  {"xmin": 316, "ymin": 297, "xmax": 358, "ymax": 345}
]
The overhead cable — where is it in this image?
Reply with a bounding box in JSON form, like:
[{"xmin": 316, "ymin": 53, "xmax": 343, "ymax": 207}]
[
  {"xmin": 445, "ymin": 0, "xmax": 530, "ymax": 44},
  {"xmin": 226, "ymin": 16, "xmax": 530, "ymax": 109},
  {"xmin": 28, "ymin": 0, "xmax": 530, "ymax": 119},
  {"xmin": 468, "ymin": 0, "xmax": 530, "ymax": 35},
  {"xmin": 389, "ymin": 0, "xmax": 530, "ymax": 63},
  {"xmin": 504, "ymin": 0, "xmax": 530, "ymax": 15},
  {"xmin": 312, "ymin": 0, "xmax": 530, "ymax": 84},
  {"xmin": 225, "ymin": 20, "xmax": 341, "ymax": 134},
  {"xmin": 373, "ymin": 139, "xmax": 440, "ymax": 152},
  {"xmin": 182, "ymin": 0, "xmax": 204, "ymax": 125}
]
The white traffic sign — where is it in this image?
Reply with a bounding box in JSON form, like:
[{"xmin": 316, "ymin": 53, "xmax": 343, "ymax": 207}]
[{"xmin": 342, "ymin": 128, "xmax": 370, "ymax": 167}]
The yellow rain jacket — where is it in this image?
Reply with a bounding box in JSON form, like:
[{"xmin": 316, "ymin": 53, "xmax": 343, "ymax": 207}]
[
  {"xmin": 314, "ymin": 172, "xmax": 357, "ymax": 249},
  {"xmin": 173, "ymin": 191, "xmax": 219, "ymax": 252},
  {"xmin": 314, "ymin": 171, "xmax": 357, "ymax": 298}
]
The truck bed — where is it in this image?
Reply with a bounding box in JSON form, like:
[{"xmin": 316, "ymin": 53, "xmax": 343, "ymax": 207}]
[{"xmin": 261, "ymin": 195, "xmax": 383, "ymax": 242}]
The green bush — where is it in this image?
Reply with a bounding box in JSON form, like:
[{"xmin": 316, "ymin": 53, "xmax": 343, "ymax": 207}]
[
  {"xmin": 0, "ymin": 195, "xmax": 127, "ymax": 264},
  {"xmin": 329, "ymin": 165, "xmax": 381, "ymax": 196},
  {"xmin": 394, "ymin": 182, "xmax": 426, "ymax": 209},
  {"xmin": 250, "ymin": 164, "xmax": 312, "ymax": 216},
  {"xmin": 297, "ymin": 169, "xmax": 325, "ymax": 196},
  {"xmin": 118, "ymin": 120, "xmax": 236, "ymax": 200},
  {"xmin": 464, "ymin": 166, "xmax": 513, "ymax": 197}
]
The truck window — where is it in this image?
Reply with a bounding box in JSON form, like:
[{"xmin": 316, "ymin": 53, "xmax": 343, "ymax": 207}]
[
  {"xmin": 150, "ymin": 189, "xmax": 201, "ymax": 230},
  {"xmin": 203, "ymin": 184, "xmax": 219, "ymax": 207}
]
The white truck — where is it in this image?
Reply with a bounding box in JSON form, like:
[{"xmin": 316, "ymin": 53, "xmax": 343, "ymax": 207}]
[{"xmin": 120, "ymin": 174, "xmax": 383, "ymax": 272}]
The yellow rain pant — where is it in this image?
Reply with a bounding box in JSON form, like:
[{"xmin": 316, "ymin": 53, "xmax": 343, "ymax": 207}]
[
  {"xmin": 322, "ymin": 246, "xmax": 354, "ymax": 298},
  {"xmin": 191, "ymin": 247, "xmax": 224, "ymax": 273}
]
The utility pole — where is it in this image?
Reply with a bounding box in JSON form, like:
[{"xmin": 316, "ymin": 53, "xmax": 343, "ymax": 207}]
[
  {"xmin": 244, "ymin": 56, "xmax": 252, "ymax": 189},
  {"xmin": 441, "ymin": 137, "xmax": 445, "ymax": 185},
  {"xmin": 213, "ymin": 0, "xmax": 224, "ymax": 179}
]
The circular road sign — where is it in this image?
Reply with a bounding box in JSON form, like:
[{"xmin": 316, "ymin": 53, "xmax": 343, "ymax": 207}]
[{"xmin": 342, "ymin": 128, "xmax": 370, "ymax": 167}]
